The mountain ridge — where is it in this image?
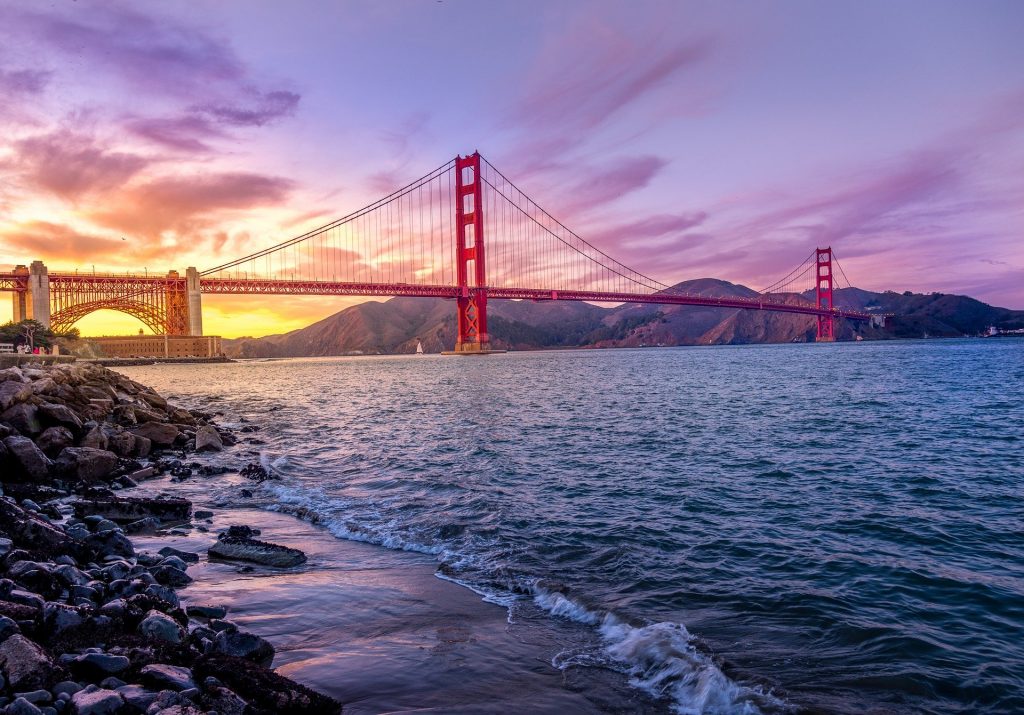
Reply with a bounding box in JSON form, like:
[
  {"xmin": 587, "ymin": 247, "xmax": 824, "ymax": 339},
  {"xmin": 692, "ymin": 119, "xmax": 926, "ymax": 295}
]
[{"xmin": 220, "ymin": 279, "xmax": 1024, "ymax": 357}]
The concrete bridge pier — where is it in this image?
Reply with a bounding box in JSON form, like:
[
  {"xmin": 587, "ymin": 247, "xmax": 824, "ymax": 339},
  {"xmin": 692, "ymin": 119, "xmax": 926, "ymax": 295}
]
[
  {"xmin": 28, "ymin": 261, "xmax": 50, "ymax": 328},
  {"xmin": 186, "ymin": 266, "xmax": 202, "ymax": 336},
  {"xmin": 11, "ymin": 265, "xmax": 29, "ymax": 323}
]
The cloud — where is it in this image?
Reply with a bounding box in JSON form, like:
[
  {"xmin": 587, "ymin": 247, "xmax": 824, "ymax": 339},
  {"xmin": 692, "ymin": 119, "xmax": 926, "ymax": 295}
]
[
  {"xmin": 588, "ymin": 212, "xmax": 708, "ymax": 248},
  {"xmin": 7, "ymin": 129, "xmax": 150, "ymax": 200},
  {"xmin": 0, "ymin": 66, "xmax": 50, "ymax": 95},
  {"xmin": 1, "ymin": 221, "xmax": 126, "ymax": 262},
  {"xmin": 9, "ymin": 5, "xmax": 245, "ymax": 97},
  {"xmin": 194, "ymin": 89, "xmax": 301, "ymax": 127},
  {"xmin": 125, "ymin": 115, "xmax": 227, "ymax": 153},
  {"xmin": 88, "ymin": 171, "xmax": 295, "ymax": 237},
  {"xmin": 558, "ymin": 155, "xmax": 669, "ymax": 216}
]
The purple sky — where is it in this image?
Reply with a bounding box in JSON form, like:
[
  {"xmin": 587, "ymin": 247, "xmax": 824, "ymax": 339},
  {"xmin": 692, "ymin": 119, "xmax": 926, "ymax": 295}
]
[{"xmin": 1, "ymin": 0, "xmax": 1022, "ymax": 335}]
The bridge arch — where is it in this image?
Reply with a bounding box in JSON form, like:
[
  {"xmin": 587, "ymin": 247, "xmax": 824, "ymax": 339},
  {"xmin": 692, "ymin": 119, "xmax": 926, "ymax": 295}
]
[{"xmin": 50, "ymin": 300, "xmax": 168, "ymax": 335}]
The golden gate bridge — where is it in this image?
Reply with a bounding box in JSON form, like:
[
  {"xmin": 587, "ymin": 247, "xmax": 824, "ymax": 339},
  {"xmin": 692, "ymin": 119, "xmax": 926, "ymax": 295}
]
[{"xmin": 0, "ymin": 152, "xmax": 871, "ymax": 350}]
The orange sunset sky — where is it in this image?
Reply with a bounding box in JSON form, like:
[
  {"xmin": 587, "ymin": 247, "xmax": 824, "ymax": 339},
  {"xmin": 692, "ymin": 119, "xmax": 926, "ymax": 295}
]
[{"xmin": 2, "ymin": 1, "xmax": 1022, "ymax": 338}]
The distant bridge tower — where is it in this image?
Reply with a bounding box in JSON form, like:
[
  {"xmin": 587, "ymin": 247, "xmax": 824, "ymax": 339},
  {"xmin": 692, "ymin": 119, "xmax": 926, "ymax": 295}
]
[
  {"xmin": 816, "ymin": 247, "xmax": 835, "ymax": 342},
  {"xmin": 453, "ymin": 152, "xmax": 490, "ymax": 352}
]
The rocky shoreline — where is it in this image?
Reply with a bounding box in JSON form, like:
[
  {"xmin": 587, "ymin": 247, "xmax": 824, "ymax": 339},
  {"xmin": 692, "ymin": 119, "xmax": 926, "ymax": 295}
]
[{"xmin": 0, "ymin": 363, "xmax": 341, "ymax": 715}]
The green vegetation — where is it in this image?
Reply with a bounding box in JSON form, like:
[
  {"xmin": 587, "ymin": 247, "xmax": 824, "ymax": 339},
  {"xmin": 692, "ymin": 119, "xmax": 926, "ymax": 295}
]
[{"xmin": 0, "ymin": 319, "xmax": 80, "ymax": 350}]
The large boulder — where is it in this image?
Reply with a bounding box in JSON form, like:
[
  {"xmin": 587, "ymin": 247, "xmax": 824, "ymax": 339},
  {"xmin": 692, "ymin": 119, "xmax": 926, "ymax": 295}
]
[
  {"xmin": 0, "ymin": 380, "xmax": 32, "ymax": 411},
  {"xmin": 194, "ymin": 425, "xmax": 223, "ymax": 452},
  {"xmin": 209, "ymin": 536, "xmax": 306, "ymax": 568},
  {"xmin": 53, "ymin": 447, "xmax": 119, "ymax": 482},
  {"xmin": 37, "ymin": 402, "xmax": 83, "ymax": 432},
  {"xmin": 2, "ymin": 436, "xmax": 52, "ymax": 482},
  {"xmin": 138, "ymin": 610, "xmax": 184, "ymax": 644},
  {"xmin": 1, "ymin": 403, "xmax": 43, "ymax": 435},
  {"xmin": 35, "ymin": 426, "xmax": 75, "ymax": 458},
  {"xmin": 131, "ymin": 422, "xmax": 179, "ymax": 447},
  {"xmin": 0, "ymin": 634, "xmax": 61, "ymax": 690},
  {"xmin": 83, "ymin": 529, "xmax": 134, "ymax": 559},
  {"xmin": 70, "ymin": 687, "xmax": 126, "ymax": 715},
  {"xmin": 139, "ymin": 663, "xmax": 195, "ymax": 691},
  {"xmin": 194, "ymin": 654, "xmax": 342, "ymax": 715},
  {"xmin": 212, "ymin": 629, "xmax": 275, "ymax": 665},
  {"xmin": 71, "ymin": 496, "xmax": 192, "ymax": 523}
]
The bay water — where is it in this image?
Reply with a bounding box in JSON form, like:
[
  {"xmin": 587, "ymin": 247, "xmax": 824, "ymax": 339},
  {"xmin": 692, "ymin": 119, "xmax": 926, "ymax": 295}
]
[{"xmin": 120, "ymin": 338, "xmax": 1024, "ymax": 714}]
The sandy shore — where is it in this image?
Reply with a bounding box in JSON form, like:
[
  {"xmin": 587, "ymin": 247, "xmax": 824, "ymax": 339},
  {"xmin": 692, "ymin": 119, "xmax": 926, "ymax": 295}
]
[{"xmin": 126, "ymin": 471, "xmax": 624, "ymax": 714}]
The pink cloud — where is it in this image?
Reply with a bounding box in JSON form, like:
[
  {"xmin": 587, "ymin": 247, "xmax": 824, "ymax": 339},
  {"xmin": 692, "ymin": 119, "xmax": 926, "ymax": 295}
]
[
  {"xmin": 88, "ymin": 172, "xmax": 295, "ymax": 237},
  {"xmin": 1, "ymin": 221, "xmax": 124, "ymax": 262},
  {"xmin": 0, "ymin": 66, "xmax": 50, "ymax": 95},
  {"xmin": 125, "ymin": 115, "xmax": 227, "ymax": 153},
  {"xmin": 7, "ymin": 129, "xmax": 150, "ymax": 200}
]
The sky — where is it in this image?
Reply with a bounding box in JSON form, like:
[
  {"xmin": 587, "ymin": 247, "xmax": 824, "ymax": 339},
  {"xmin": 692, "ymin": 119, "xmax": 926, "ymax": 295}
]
[{"xmin": 0, "ymin": 0, "xmax": 1022, "ymax": 338}]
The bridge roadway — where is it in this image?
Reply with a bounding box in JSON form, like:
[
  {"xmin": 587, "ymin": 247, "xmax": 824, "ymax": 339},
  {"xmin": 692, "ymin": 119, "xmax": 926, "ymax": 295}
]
[{"xmin": 0, "ymin": 271, "xmax": 872, "ymax": 322}]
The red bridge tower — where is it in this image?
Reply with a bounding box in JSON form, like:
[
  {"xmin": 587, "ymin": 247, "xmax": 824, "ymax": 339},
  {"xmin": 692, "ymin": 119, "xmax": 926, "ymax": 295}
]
[
  {"xmin": 816, "ymin": 247, "xmax": 835, "ymax": 342},
  {"xmin": 453, "ymin": 152, "xmax": 491, "ymax": 352}
]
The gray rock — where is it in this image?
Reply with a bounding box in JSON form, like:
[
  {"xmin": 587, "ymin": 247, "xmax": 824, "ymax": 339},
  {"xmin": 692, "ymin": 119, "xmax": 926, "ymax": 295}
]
[
  {"xmin": 35, "ymin": 427, "xmax": 75, "ymax": 458},
  {"xmin": 14, "ymin": 690, "xmax": 51, "ymax": 704},
  {"xmin": 69, "ymin": 687, "xmax": 125, "ymax": 715},
  {"xmin": 1, "ymin": 403, "xmax": 42, "ymax": 435},
  {"xmin": 157, "ymin": 556, "xmax": 188, "ymax": 571},
  {"xmin": 52, "ymin": 681, "xmax": 83, "ymax": 697},
  {"xmin": 42, "ymin": 603, "xmax": 85, "ymax": 636},
  {"xmin": 192, "ymin": 510, "xmax": 213, "ymax": 520},
  {"xmin": 3, "ymin": 436, "xmax": 53, "ymax": 482},
  {"xmin": 193, "ymin": 426, "xmax": 223, "ymax": 452},
  {"xmin": 37, "ymin": 403, "xmax": 83, "ymax": 432},
  {"xmin": 21, "ymin": 499, "xmax": 41, "ymax": 512},
  {"xmin": 0, "ymin": 634, "xmax": 59, "ymax": 690},
  {"xmin": 138, "ymin": 610, "xmax": 184, "ymax": 644},
  {"xmin": 150, "ymin": 566, "xmax": 192, "ymax": 587},
  {"xmin": 123, "ymin": 517, "xmax": 161, "ymax": 535},
  {"xmin": 82, "ymin": 530, "xmax": 134, "ymax": 559},
  {"xmin": 212, "ymin": 629, "xmax": 275, "ymax": 665},
  {"xmin": 0, "ymin": 536, "xmax": 12, "ymax": 556},
  {"xmin": 184, "ymin": 605, "xmax": 226, "ymax": 620},
  {"xmin": 98, "ymin": 599, "xmax": 127, "ymax": 618},
  {"xmin": 208, "ymin": 536, "xmax": 306, "ymax": 568},
  {"xmin": 53, "ymin": 448, "xmax": 119, "ymax": 482},
  {"xmin": 93, "ymin": 519, "xmax": 119, "ymax": 533},
  {"xmin": 131, "ymin": 422, "xmax": 179, "ymax": 447},
  {"xmin": 77, "ymin": 425, "xmax": 108, "ymax": 451},
  {"xmin": 115, "ymin": 684, "xmax": 158, "ymax": 712},
  {"xmin": 157, "ymin": 547, "xmax": 199, "ymax": 564},
  {"xmin": 144, "ymin": 584, "xmax": 179, "ymax": 609},
  {"xmin": 0, "ymin": 615, "xmax": 20, "ymax": 641},
  {"xmin": 6, "ymin": 697, "xmax": 43, "ymax": 715},
  {"xmin": 73, "ymin": 653, "xmax": 130, "ymax": 675},
  {"xmin": 54, "ymin": 565, "xmax": 92, "ymax": 588},
  {"xmin": 0, "ymin": 380, "xmax": 33, "ymax": 411},
  {"xmin": 139, "ymin": 664, "xmax": 195, "ymax": 692}
]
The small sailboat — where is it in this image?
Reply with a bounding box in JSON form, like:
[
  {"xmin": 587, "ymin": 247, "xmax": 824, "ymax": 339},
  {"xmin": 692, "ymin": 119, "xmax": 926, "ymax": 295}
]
[{"xmin": 415, "ymin": 339, "xmax": 424, "ymax": 355}]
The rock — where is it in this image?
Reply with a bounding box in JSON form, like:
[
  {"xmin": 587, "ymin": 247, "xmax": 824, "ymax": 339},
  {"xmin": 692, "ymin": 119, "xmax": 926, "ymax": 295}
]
[
  {"xmin": 35, "ymin": 427, "xmax": 75, "ymax": 458},
  {"xmin": 185, "ymin": 605, "xmax": 226, "ymax": 620},
  {"xmin": 1, "ymin": 403, "xmax": 43, "ymax": 435},
  {"xmin": 37, "ymin": 403, "xmax": 83, "ymax": 432},
  {"xmin": 0, "ymin": 499, "xmax": 81, "ymax": 561},
  {"xmin": 82, "ymin": 530, "xmax": 134, "ymax": 559},
  {"xmin": 138, "ymin": 610, "xmax": 184, "ymax": 644},
  {"xmin": 193, "ymin": 426, "xmax": 223, "ymax": 452},
  {"xmin": 69, "ymin": 687, "xmax": 125, "ymax": 715},
  {"xmin": 71, "ymin": 497, "xmax": 191, "ymax": 523},
  {"xmin": 122, "ymin": 517, "xmax": 161, "ymax": 535},
  {"xmin": 126, "ymin": 466, "xmax": 156, "ymax": 481},
  {"xmin": 192, "ymin": 510, "xmax": 213, "ymax": 520},
  {"xmin": 93, "ymin": 519, "xmax": 119, "ymax": 533},
  {"xmin": 6, "ymin": 697, "xmax": 43, "ymax": 715},
  {"xmin": 150, "ymin": 565, "xmax": 192, "ymax": 587},
  {"xmin": 114, "ymin": 684, "xmax": 157, "ymax": 712},
  {"xmin": 42, "ymin": 602, "xmax": 85, "ymax": 636},
  {"xmin": 53, "ymin": 681, "xmax": 83, "ymax": 697},
  {"xmin": 14, "ymin": 690, "xmax": 50, "ymax": 704},
  {"xmin": 0, "ymin": 380, "xmax": 33, "ymax": 411},
  {"xmin": 212, "ymin": 630, "xmax": 274, "ymax": 665},
  {"xmin": 139, "ymin": 664, "xmax": 195, "ymax": 692},
  {"xmin": 157, "ymin": 547, "xmax": 199, "ymax": 564},
  {"xmin": 130, "ymin": 422, "xmax": 179, "ymax": 447},
  {"xmin": 194, "ymin": 654, "xmax": 342, "ymax": 715},
  {"xmin": 144, "ymin": 584, "xmax": 179, "ymax": 609},
  {"xmin": 3, "ymin": 436, "xmax": 53, "ymax": 483},
  {"xmin": 208, "ymin": 536, "xmax": 306, "ymax": 568},
  {"xmin": 54, "ymin": 564, "xmax": 92, "ymax": 587},
  {"xmin": 0, "ymin": 615, "xmax": 19, "ymax": 641},
  {"xmin": 0, "ymin": 634, "xmax": 61, "ymax": 691},
  {"xmin": 71, "ymin": 653, "xmax": 130, "ymax": 675},
  {"xmin": 53, "ymin": 448, "xmax": 119, "ymax": 483},
  {"xmin": 77, "ymin": 425, "xmax": 108, "ymax": 451},
  {"xmin": 157, "ymin": 555, "xmax": 188, "ymax": 571}
]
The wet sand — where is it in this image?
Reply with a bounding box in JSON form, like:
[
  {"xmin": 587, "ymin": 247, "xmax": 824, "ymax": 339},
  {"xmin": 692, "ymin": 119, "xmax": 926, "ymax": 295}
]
[{"xmin": 127, "ymin": 475, "xmax": 645, "ymax": 714}]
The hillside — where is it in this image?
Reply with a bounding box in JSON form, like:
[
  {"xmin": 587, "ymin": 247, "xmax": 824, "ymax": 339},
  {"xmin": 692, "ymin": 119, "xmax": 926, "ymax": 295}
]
[{"xmin": 221, "ymin": 281, "xmax": 1024, "ymax": 357}]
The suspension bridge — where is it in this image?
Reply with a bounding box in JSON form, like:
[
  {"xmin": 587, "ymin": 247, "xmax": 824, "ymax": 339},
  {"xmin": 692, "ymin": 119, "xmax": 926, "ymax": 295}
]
[{"xmin": 0, "ymin": 152, "xmax": 872, "ymax": 351}]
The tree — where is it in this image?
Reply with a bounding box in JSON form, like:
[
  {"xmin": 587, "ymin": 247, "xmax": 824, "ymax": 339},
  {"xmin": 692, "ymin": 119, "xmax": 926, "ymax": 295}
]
[{"xmin": 0, "ymin": 319, "xmax": 69, "ymax": 349}]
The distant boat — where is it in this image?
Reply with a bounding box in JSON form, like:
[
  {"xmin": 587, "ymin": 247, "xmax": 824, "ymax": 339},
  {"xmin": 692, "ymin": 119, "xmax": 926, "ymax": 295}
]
[{"xmin": 415, "ymin": 340, "xmax": 424, "ymax": 355}]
